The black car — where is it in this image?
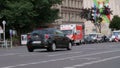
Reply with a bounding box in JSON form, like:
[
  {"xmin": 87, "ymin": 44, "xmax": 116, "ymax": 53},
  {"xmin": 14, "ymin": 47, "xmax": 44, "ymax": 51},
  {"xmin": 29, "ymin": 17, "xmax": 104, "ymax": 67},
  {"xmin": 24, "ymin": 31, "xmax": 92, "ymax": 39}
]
[{"xmin": 26, "ymin": 28, "xmax": 73, "ymax": 52}]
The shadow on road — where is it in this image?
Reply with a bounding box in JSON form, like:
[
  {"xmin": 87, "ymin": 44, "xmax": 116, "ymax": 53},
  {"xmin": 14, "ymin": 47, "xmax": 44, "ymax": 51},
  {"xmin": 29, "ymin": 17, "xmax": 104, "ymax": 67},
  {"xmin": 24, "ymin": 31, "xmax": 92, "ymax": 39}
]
[{"xmin": 34, "ymin": 49, "xmax": 69, "ymax": 53}]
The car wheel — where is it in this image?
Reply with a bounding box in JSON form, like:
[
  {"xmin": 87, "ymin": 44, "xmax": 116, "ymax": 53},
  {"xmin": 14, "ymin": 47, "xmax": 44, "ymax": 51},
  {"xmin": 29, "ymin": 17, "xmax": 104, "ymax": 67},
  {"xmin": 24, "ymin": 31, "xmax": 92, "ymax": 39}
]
[
  {"xmin": 47, "ymin": 48, "xmax": 51, "ymax": 51},
  {"xmin": 50, "ymin": 43, "xmax": 56, "ymax": 51},
  {"xmin": 67, "ymin": 42, "xmax": 72, "ymax": 50},
  {"xmin": 27, "ymin": 46, "xmax": 34, "ymax": 52}
]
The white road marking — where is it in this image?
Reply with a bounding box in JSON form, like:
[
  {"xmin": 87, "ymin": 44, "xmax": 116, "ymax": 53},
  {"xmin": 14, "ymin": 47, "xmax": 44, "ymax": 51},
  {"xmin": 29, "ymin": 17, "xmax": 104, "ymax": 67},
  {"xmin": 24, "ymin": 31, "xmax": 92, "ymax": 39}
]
[
  {"xmin": 0, "ymin": 53, "xmax": 22, "ymax": 57},
  {"xmin": 0, "ymin": 52, "xmax": 49, "ymax": 57},
  {"xmin": 70, "ymin": 57, "xmax": 99, "ymax": 61},
  {"xmin": 18, "ymin": 52, "xmax": 50, "ymax": 56},
  {"xmin": 1, "ymin": 50, "xmax": 120, "ymax": 68},
  {"xmin": 19, "ymin": 53, "xmax": 43, "ymax": 56},
  {"xmin": 48, "ymin": 52, "xmax": 82, "ymax": 57},
  {"xmin": 64, "ymin": 67, "xmax": 74, "ymax": 68},
  {"xmin": 64, "ymin": 56, "xmax": 120, "ymax": 68}
]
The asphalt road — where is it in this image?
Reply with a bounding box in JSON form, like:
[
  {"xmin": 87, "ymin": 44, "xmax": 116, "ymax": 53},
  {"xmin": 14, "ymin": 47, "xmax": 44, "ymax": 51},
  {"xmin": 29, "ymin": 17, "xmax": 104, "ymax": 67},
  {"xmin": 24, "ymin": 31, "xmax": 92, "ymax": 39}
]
[{"xmin": 0, "ymin": 42, "xmax": 120, "ymax": 68}]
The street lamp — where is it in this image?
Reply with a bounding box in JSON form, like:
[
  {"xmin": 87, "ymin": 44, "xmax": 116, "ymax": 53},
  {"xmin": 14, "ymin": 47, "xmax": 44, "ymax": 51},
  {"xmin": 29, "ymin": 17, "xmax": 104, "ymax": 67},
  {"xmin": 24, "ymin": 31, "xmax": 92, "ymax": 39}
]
[{"xmin": 2, "ymin": 20, "xmax": 6, "ymax": 48}]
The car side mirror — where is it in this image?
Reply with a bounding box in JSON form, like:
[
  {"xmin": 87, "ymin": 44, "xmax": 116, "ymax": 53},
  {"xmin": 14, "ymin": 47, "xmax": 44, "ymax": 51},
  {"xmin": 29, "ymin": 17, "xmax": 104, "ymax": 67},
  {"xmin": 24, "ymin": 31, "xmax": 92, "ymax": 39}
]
[{"xmin": 74, "ymin": 32, "xmax": 77, "ymax": 35}]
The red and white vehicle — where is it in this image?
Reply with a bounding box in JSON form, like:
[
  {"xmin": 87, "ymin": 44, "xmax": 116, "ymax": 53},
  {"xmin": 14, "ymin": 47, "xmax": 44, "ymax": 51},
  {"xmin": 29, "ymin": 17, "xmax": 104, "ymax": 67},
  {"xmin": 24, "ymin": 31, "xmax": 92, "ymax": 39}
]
[{"xmin": 60, "ymin": 24, "xmax": 83, "ymax": 44}]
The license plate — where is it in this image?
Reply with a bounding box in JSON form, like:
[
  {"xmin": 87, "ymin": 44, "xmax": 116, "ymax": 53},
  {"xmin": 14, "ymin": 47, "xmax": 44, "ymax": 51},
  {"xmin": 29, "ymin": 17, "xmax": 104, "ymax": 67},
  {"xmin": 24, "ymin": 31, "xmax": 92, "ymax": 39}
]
[{"xmin": 32, "ymin": 41, "xmax": 41, "ymax": 44}]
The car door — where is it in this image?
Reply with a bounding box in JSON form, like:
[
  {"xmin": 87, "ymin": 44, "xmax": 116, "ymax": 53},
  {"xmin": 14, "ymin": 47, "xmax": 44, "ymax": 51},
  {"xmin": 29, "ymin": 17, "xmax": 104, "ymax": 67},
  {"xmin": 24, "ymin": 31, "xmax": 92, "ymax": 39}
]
[{"xmin": 54, "ymin": 30, "xmax": 69, "ymax": 47}]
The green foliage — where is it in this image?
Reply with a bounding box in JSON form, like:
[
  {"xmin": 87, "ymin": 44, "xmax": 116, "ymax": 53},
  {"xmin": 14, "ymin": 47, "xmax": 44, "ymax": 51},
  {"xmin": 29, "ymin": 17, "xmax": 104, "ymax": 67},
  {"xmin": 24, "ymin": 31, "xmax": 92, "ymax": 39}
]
[
  {"xmin": 80, "ymin": 8, "xmax": 91, "ymax": 20},
  {"xmin": 109, "ymin": 15, "xmax": 120, "ymax": 31},
  {"xmin": 0, "ymin": 0, "xmax": 62, "ymax": 35}
]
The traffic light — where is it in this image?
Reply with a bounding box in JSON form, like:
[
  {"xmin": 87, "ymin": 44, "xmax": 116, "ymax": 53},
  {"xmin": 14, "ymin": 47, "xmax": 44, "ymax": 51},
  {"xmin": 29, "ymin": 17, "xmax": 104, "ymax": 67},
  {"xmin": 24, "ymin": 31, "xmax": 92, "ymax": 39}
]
[
  {"xmin": 80, "ymin": 7, "xmax": 101, "ymax": 23},
  {"xmin": 88, "ymin": 7, "xmax": 96, "ymax": 22}
]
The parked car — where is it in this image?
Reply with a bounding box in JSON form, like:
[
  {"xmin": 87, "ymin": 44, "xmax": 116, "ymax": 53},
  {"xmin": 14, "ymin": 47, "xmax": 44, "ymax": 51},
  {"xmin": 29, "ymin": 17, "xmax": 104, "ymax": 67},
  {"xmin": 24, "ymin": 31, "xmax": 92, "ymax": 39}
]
[
  {"xmin": 87, "ymin": 33, "xmax": 103, "ymax": 43},
  {"xmin": 26, "ymin": 28, "xmax": 73, "ymax": 52},
  {"xmin": 109, "ymin": 30, "xmax": 120, "ymax": 42},
  {"xmin": 81, "ymin": 35, "xmax": 94, "ymax": 44}
]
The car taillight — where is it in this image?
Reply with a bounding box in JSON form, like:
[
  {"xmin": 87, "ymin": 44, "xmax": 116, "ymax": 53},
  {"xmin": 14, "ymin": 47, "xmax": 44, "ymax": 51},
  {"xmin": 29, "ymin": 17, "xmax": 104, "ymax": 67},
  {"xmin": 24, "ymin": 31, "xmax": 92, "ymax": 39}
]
[
  {"xmin": 44, "ymin": 34, "xmax": 49, "ymax": 39},
  {"xmin": 27, "ymin": 35, "xmax": 31, "ymax": 40}
]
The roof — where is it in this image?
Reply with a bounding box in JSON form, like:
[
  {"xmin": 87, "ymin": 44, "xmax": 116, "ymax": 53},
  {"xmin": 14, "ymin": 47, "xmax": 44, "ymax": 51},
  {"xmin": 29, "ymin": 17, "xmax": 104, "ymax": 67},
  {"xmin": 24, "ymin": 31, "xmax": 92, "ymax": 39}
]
[{"xmin": 113, "ymin": 30, "xmax": 120, "ymax": 32}]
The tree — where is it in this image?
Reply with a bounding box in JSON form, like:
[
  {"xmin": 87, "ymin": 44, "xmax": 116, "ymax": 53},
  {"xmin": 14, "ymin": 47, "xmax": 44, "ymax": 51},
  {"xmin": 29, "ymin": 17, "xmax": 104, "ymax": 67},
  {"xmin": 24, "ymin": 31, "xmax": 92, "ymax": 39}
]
[
  {"xmin": 109, "ymin": 15, "xmax": 120, "ymax": 31},
  {"xmin": 80, "ymin": 6, "xmax": 113, "ymax": 33},
  {"xmin": 0, "ymin": 0, "xmax": 62, "ymax": 36}
]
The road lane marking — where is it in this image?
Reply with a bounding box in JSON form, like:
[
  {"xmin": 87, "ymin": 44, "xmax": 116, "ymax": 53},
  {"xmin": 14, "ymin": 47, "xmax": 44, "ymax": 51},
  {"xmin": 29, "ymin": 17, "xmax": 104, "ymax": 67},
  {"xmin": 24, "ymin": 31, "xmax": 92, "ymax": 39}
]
[
  {"xmin": 64, "ymin": 67, "xmax": 74, "ymax": 68},
  {"xmin": 48, "ymin": 52, "xmax": 82, "ymax": 57},
  {"xmin": 0, "ymin": 52, "xmax": 49, "ymax": 57},
  {"xmin": 1, "ymin": 50, "xmax": 120, "ymax": 68},
  {"xmin": 0, "ymin": 53, "xmax": 22, "ymax": 57},
  {"xmin": 18, "ymin": 53, "xmax": 47, "ymax": 56},
  {"xmin": 70, "ymin": 57, "xmax": 100, "ymax": 61},
  {"xmin": 64, "ymin": 56, "xmax": 120, "ymax": 68}
]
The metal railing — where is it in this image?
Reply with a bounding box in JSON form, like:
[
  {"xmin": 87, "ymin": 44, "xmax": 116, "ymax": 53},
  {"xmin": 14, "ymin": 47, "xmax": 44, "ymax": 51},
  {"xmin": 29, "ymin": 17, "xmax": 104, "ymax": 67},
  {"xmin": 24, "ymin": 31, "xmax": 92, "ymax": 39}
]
[{"xmin": 0, "ymin": 40, "xmax": 13, "ymax": 48}]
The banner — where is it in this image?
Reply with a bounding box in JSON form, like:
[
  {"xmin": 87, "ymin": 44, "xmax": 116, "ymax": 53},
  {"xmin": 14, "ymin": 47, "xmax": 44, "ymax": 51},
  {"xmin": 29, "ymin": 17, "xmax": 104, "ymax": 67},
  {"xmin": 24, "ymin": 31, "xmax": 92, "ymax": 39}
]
[{"xmin": 93, "ymin": 0, "xmax": 110, "ymax": 23}]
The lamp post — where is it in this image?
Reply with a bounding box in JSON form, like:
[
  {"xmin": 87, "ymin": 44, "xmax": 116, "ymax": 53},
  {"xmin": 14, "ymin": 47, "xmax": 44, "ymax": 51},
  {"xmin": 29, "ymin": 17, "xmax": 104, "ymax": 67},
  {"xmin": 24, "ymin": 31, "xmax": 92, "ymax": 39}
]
[{"xmin": 2, "ymin": 20, "xmax": 6, "ymax": 48}]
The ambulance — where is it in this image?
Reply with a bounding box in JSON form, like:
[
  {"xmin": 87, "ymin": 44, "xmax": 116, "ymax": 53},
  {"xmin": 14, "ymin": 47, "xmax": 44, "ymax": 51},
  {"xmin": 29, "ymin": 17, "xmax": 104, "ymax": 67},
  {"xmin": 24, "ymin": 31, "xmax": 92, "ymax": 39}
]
[{"xmin": 60, "ymin": 24, "xmax": 83, "ymax": 45}]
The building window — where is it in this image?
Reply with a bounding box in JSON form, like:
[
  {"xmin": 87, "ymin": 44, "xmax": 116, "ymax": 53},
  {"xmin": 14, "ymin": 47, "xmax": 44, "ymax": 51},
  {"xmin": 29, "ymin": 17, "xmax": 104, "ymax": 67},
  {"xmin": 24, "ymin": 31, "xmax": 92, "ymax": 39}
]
[
  {"xmin": 71, "ymin": 13, "xmax": 74, "ymax": 21},
  {"xmin": 73, "ymin": 0, "xmax": 75, "ymax": 8},
  {"xmin": 79, "ymin": 1, "xmax": 82, "ymax": 8},
  {"xmin": 69, "ymin": 0, "xmax": 72, "ymax": 7},
  {"xmin": 68, "ymin": 0, "xmax": 70, "ymax": 7},
  {"xmin": 71, "ymin": 0, "xmax": 73, "ymax": 8},
  {"xmin": 65, "ymin": 13, "xmax": 67, "ymax": 21},
  {"xmin": 63, "ymin": 13, "xmax": 65, "ymax": 21},
  {"xmin": 67, "ymin": 13, "xmax": 69, "ymax": 22},
  {"xmin": 65, "ymin": 0, "xmax": 68, "ymax": 7},
  {"xmin": 61, "ymin": 13, "xmax": 63, "ymax": 18},
  {"xmin": 68, "ymin": 13, "xmax": 71, "ymax": 22},
  {"xmin": 77, "ymin": 15, "xmax": 79, "ymax": 21},
  {"xmin": 62, "ymin": 0, "xmax": 65, "ymax": 6},
  {"xmin": 78, "ymin": 1, "xmax": 80, "ymax": 8}
]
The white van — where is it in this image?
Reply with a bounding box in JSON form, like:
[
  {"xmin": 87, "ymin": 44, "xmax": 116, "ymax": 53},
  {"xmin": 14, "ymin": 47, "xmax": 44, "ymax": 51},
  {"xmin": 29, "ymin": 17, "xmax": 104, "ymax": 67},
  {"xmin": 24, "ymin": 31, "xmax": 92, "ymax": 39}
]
[{"xmin": 21, "ymin": 34, "xmax": 27, "ymax": 45}]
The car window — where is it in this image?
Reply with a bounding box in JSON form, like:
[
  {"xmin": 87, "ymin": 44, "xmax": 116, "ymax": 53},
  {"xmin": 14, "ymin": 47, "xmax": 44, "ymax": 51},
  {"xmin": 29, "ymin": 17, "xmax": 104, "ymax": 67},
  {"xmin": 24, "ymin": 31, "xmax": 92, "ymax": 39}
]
[
  {"xmin": 89, "ymin": 34, "xmax": 96, "ymax": 37},
  {"xmin": 31, "ymin": 29, "xmax": 52, "ymax": 36},
  {"xmin": 54, "ymin": 30, "xmax": 64, "ymax": 36},
  {"xmin": 113, "ymin": 32, "xmax": 120, "ymax": 36},
  {"xmin": 62, "ymin": 30, "xmax": 72, "ymax": 34},
  {"xmin": 43, "ymin": 30, "xmax": 53, "ymax": 34},
  {"xmin": 43, "ymin": 28, "xmax": 56, "ymax": 34},
  {"xmin": 54, "ymin": 30, "xmax": 62, "ymax": 34},
  {"xmin": 31, "ymin": 30, "xmax": 43, "ymax": 35}
]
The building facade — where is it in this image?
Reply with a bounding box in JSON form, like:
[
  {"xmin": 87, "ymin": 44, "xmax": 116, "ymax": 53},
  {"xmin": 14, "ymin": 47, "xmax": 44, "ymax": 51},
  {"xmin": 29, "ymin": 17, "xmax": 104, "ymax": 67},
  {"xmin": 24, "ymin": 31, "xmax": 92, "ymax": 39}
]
[
  {"xmin": 110, "ymin": 0, "xmax": 120, "ymax": 17},
  {"xmin": 53, "ymin": 0, "xmax": 84, "ymax": 26},
  {"xmin": 61, "ymin": 0, "xmax": 83, "ymax": 24}
]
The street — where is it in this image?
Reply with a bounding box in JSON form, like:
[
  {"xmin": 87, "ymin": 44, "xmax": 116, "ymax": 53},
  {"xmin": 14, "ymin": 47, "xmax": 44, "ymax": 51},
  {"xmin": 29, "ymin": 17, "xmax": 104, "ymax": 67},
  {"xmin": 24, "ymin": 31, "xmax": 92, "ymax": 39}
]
[{"xmin": 0, "ymin": 42, "xmax": 120, "ymax": 68}]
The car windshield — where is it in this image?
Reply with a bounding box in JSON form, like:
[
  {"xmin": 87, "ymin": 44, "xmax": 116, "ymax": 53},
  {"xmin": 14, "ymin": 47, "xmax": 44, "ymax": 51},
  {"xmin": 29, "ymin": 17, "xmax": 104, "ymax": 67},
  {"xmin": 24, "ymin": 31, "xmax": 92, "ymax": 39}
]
[
  {"xmin": 31, "ymin": 30, "xmax": 45, "ymax": 35},
  {"xmin": 89, "ymin": 34, "xmax": 96, "ymax": 37},
  {"xmin": 62, "ymin": 30, "xmax": 72, "ymax": 34},
  {"xmin": 113, "ymin": 32, "xmax": 120, "ymax": 36},
  {"xmin": 31, "ymin": 28, "xmax": 56, "ymax": 35}
]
